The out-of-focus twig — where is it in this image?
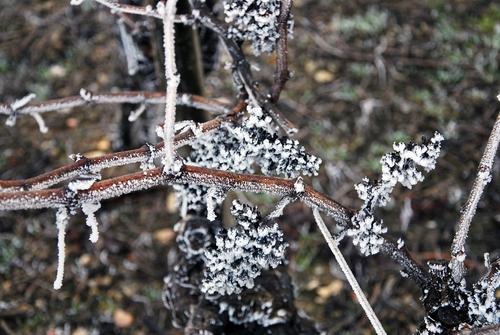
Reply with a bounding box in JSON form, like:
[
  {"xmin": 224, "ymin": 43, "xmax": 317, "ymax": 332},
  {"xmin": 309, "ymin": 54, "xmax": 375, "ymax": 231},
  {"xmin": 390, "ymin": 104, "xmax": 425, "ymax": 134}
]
[{"xmin": 450, "ymin": 111, "xmax": 500, "ymax": 283}]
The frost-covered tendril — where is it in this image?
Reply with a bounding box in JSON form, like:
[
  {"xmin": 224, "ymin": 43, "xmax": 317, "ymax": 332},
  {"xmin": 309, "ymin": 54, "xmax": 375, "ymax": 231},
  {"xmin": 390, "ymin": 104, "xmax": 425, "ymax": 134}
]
[{"xmin": 201, "ymin": 201, "xmax": 288, "ymax": 296}]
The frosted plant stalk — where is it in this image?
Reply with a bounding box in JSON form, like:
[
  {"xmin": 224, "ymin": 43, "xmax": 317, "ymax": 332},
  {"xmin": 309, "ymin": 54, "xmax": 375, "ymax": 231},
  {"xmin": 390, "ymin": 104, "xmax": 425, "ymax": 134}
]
[
  {"xmin": 313, "ymin": 209, "xmax": 387, "ymax": 335},
  {"xmin": 161, "ymin": 0, "xmax": 180, "ymax": 173},
  {"xmin": 450, "ymin": 111, "xmax": 500, "ymax": 283},
  {"xmin": 118, "ymin": 18, "xmax": 145, "ymax": 76},
  {"xmin": 54, "ymin": 207, "xmax": 69, "ymax": 290}
]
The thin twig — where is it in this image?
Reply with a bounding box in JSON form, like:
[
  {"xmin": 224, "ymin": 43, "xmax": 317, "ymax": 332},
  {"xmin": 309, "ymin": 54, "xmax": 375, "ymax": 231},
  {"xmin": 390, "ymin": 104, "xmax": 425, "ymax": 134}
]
[
  {"xmin": 162, "ymin": 0, "xmax": 180, "ymax": 172},
  {"xmin": 0, "ymin": 91, "xmax": 230, "ymax": 117},
  {"xmin": 312, "ymin": 209, "xmax": 387, "ymax": 335},
  {"xmin": 450, "ymin": 112, "xmax": 500, "ymax": 283},
  {"xmin": 90, "ymin": 0, "xmax": 191, "ymax": 22}
]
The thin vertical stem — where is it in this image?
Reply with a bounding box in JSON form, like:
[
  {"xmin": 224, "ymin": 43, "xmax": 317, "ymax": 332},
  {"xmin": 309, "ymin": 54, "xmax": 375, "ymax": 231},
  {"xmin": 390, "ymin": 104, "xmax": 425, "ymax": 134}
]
[
  {"xmin": 450, "ymin": 111, "xmax": 500, "ymax": 282},
  {"xmin": 162, "ymin": 0, "xmax": 180, "ymax": 172},
  {"xmin": 313, "ymin": 209, "xmax": 387, "ymax": 335}
]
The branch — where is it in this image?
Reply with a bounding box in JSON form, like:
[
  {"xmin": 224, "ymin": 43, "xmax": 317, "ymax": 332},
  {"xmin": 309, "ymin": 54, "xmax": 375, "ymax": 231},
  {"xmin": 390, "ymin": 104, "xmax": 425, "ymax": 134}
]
[
  {"xmin": 191, "ymin": 0, "xmax": 297, "ymax": 133},
  {"xmin": 312, "ymin": 209, "xmax": 387, "ymax": 335},
  {"xmin": 81, "ymin": 0, "xmax": 192, "ymax": 22},
  {"xmin": 270, "ymin": 0, "xmax": 292, "ymax": 103},
  {"xmin": 450, "ymin": 111, "xmax": 500, "ymax": 283},
  {"xmin": 0, "ymin": 163, "xmax": 432, "ymax": 288},
  {"xmin": 161, "ymin": 0, "xmax": 180, "ymax": 172},
  {"xmin": 0, "ymin": 116, "xmax": 227, "ymax": 191},
  {"xmin": 0, "ymin": 91, "xmax": 230, "ymax": 119}
]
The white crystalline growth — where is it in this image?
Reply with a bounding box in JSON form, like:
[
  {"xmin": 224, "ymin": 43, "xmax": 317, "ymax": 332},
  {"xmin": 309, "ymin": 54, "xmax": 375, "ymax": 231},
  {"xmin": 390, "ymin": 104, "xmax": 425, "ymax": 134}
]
[
  {"xmin": 418, "ymin": 316, "xmax": 444, "ymax": 335},
  {"xmin": 188, "ymin": 103, "xmax": 321, "ymax": 178},
  {"xmin": 206, "ymin": 187, "xmax": 225, "ymax": 221},
  {"xmin": 175, "ymin": 103, "xmax": 321, "ymax": 215},
  {"xmin": 201, "ymin": 201, "xmax": 288, "ymax": 296},
  {"xmin": 82, "ymin": 202, "xmax": 101, "ymax": 243},
  {"xmin": 467, "ymin": 275, "xmax": 500, "ymax": 325},
  {"xmin": 348, "ymin": 210, "xmax": 387, "ymax": 256},
  {"xmin": 381, "ymin": 131, "xmax": 444, "ymax": 189},
  {"xmin": 219, "ymin": 301, "xmax": 288, "ymax": 326},
  {"xmin": 350, "ymin": 132, "xmax": 443, "ymax": 256},
  {"xmin": 224, "ymin": 0, "xmax": 283, "ymax": 55},
  {"xmin": 53, "ymin": 207, "xmax": 69, "ymax": 290}
]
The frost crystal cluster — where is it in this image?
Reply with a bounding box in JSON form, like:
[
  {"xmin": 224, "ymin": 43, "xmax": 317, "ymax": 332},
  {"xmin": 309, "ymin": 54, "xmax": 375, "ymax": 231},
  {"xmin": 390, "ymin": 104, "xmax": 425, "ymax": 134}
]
[
  {"xmin": 467, "ymin": 274, "xmax": 500, "ymax": 326},
  {"xmin": 201, "ymin": 201, "xmax": 288, "ymax": 296},
  {"xmin": 175, "ymin": 103, "xmax": 321, "ymax": 215},
  {"xmin": 224, "ymin": 0, "xmax": 284, "ymax": 55},
  {"xmin": 219, "ymin": 300, "xmax": 288, "ymax": 326},
  {"xmin": 349, "ymin": 132, "xmax": 444, "ymax": 255},
  {"xmin": 419, "ymin": 316, "xmax": 444, "ymax": 335}
]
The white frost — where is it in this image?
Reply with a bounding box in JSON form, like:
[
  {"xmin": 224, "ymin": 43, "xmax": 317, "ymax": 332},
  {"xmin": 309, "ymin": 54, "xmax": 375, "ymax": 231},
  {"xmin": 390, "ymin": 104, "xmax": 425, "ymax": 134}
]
[
  {"xmin": 82, "ymin": 202, "xmax": 101, "ymax": 243},
  {"xmin": 53, "ymin": 207, "xmax": 69, "ymax": 290}
]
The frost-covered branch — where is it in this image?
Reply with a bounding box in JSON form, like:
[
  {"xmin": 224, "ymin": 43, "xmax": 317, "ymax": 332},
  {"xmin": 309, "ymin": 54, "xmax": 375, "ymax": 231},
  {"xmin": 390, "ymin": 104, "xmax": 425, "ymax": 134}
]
[
  {"xmin": 0, "ymin": 115, "xmax": 229, "ymax": 191},
  {"xmin": 0, "ymin": 90, "xmax": 230, "ymax": 131},
  {"xmin": 313, "ymin": 209, "xmax": 387, "ymax": 335},
  {"xmin": 450, "ymin": 111, "xmax": 500, "ymax": 283},
  {"xmin": 0, "ymin": 163, "xmax": 434, "ymax": 288},
  {"xmin": 160, "ymin": 0, "xmax": 180, "ymax": 173},
  {"xmin": 191, "ymin": 0, "xmax": 297, "ymax": 133},
  {"xmin": 72, "ymin": 0, "xmax": 191, "ymax": 22}
]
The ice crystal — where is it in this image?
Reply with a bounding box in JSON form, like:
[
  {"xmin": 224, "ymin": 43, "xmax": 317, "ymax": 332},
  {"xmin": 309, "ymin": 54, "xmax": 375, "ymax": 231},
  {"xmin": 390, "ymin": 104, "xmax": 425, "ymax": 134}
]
[
  {"xmin": 175, "ymin": 104, "xmax": 321, "ymax": 215},
  {"xmin": 348, "ymin": 210, "xmax": 387, "ymax": 256},
  {"xmin": 206, "ymin": 187, "xmax": 225, "ymax": 221},
  {"xmin": 419, "ymin": 316, "xmax": 444, "ymax": 335},
  {"xmin": 82, "ymin": 202, "xmax": 101, "ymax": 243},
  {"xmin": 53, "ymin": 207, "xmax": 69, "ymax": 290},
  {"xmin": 223, "ymin": 0, "xmax": 284, "ymax": 55},
  {"xmin": 139, "ymin": 143, "xmax": 156, "ymax": 171},
  {"xmin": 219, "ymin": 301, "xmax": 288, "ymax": 326},
  {"xmin": 350, "ymin": 132, "xmax": 443, "ymax": 256},
  {"xmin": 467, "ymin": 275, "xmax": 500, "ymax": 325},
  {"xmin": 381, "ymin": 132, "xmax": 444, "ymax": 189},
  {"xmin": 294, "ymin": 176, "xmax": 305, "ymax": 193},
  {"xmin": 201, "ymin": 201, "xmax": 287, "ymax": 296}
]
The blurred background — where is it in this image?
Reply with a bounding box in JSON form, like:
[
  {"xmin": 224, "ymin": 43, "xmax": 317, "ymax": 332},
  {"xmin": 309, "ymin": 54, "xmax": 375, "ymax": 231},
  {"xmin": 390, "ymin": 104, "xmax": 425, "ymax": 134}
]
[{"xmin": 0, "ymin": 0, "xmax": 499, "ymax": 333}]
